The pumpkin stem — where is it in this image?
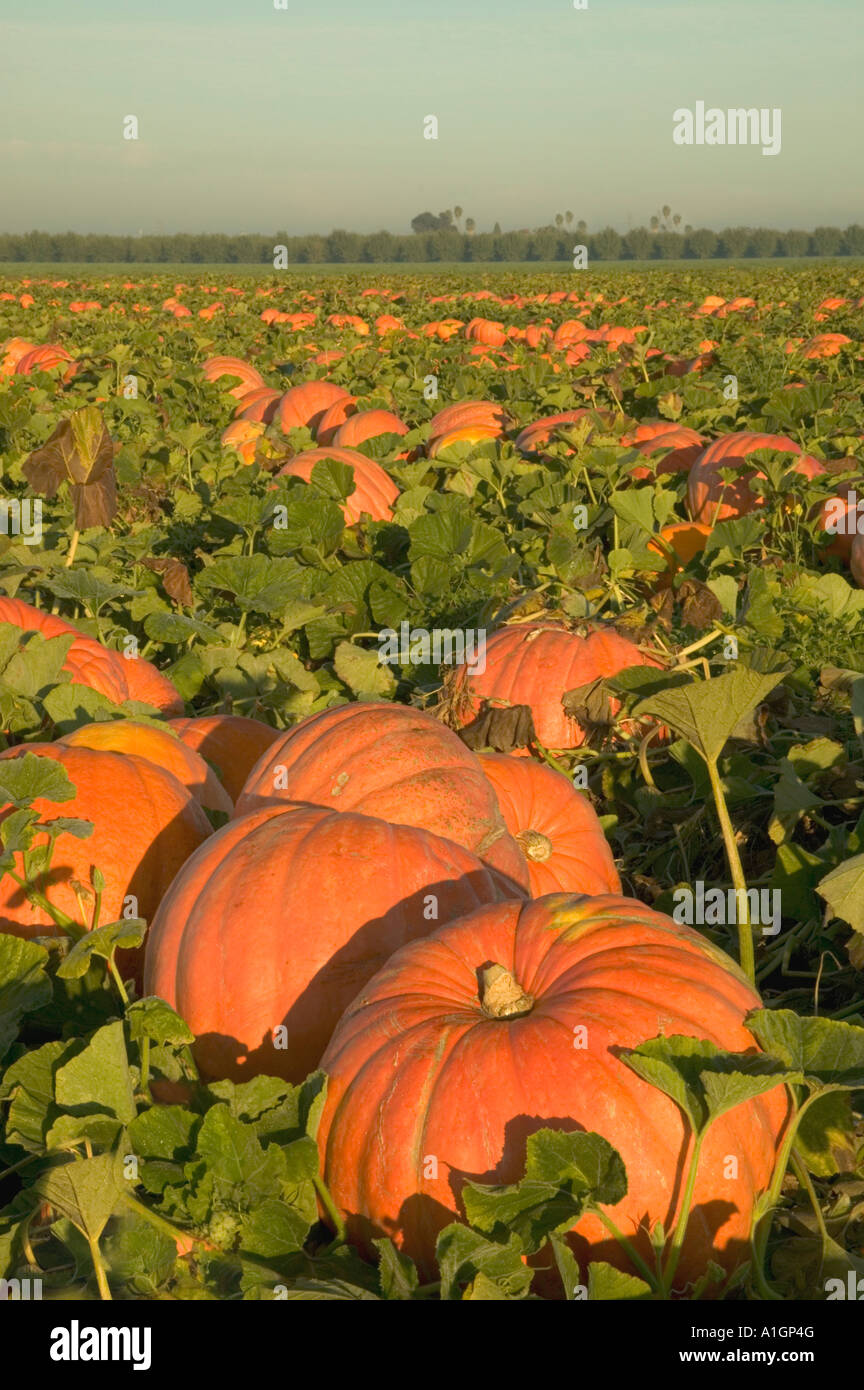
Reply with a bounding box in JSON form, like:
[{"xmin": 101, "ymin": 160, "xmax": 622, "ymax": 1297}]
[
  {"xmin": 479, "ymin": 963, "xmax": 534, "ymax": 1019},
  {"xmin": 516, "ymin": 828, "xmax": 553, "ymax": 862}
]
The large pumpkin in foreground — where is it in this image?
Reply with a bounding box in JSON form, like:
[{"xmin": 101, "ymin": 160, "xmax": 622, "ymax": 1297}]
[
  {"xmin": 0, "ymin": 744, "xmax": 212, "ymax": 979},
  {"xmin": 235, "ymin": 702, "xmax": 529, "ymax": 890},
  {"xmin": 60, "ymin": 720, "xmax": 232, "ymax": 815},
  {"xmin": 477, "ymin": 753, "xmax": 621, "ymax": 896},
  {"xmin": 0, "ymin": 597, "xmax": 183, "ymax": 715},
  {"xmin": 144, "ymin": 804, "xmax": 525, "ymax": 1082},
  {"xmin": 318, "ymin": 894, "xmax": 788, "ymax": 1287},
  {"xmin": 447, "ymin": 622, "xmax": 659, "ymax": 750},
  {"xmin": 276, "ymin": 447, "xmax": 399, "ymax": 524}
]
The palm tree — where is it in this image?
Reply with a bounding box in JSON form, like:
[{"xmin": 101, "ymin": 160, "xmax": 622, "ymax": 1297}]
[
  {"xmin": 565, "ymin": 211, "xmax": 574, "ymax": 226},
  {"xmin": 555, "ymin": 213, "xmax": 564, "ymax": 228},
  {"xmin": 454, "ymin": 205, "xmax": 463, "ymax": 231},
  {"xmin": 465, "ymin": 217, "xmax": 476, "ymax": 235}
]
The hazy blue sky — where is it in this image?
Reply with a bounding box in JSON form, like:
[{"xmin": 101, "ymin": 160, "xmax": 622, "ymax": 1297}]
[{"xmin": 2, "ymin": 0, "xmax": 860, "ymax": 234}]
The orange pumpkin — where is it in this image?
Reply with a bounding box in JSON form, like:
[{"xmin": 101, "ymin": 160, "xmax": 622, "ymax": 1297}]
[
  {"xmin": 277, "ymin": 381, "xmax": 352, "ymax": 435},
  {"xmin": 276, "ymin": 447, "xmax": 399, "ymax": 524},
  {"xmin": 60, "ymin": 721, "xmax": 232, "ymax": 814},
  {"xmin": 168, "ymin": 714, "xmax": 281, "ymax": 802}
]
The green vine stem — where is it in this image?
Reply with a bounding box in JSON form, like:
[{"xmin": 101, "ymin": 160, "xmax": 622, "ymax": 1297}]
[
  {"xmin": 751, "ymin": 1089, "xmax": 818, "ymax": 1290},
  {"xmin": 87, "ymin": 1233, "xmax": 112, "ymax": 1300},
  {"xmin": 661, "ymin": 1129, "xmax": 706, "ymax": 1295},
  {"xmin": 314, "ymin": 1173, "xmax": 347, "ymax": 1247},
  {"xmin": 705, "ymin": 754, "xmax": 755, "ymax": 983},
  {"xmin": 592, "ymin": 1208, "xmax": 659, "ymax": 1290}
]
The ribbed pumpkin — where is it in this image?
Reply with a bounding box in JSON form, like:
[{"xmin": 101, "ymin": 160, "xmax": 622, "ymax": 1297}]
[
  {"xmin": 332, "ymin": 409, "xmax": 407, "ymax": 448},
  {"xmin": 235, "ymin": 702, "xmax": 529, "ymax": 890},
  {"xmin": 233, "ymin": 386, "xmax": 282, "ymax": 423},
  {"xmin": 477, "ymin": 754, "xmax": 621, "ymax": 896},
  {"xmin": 515, "ymin": 409, "xmax": 596, "ymax": 459},
  {"xmin": 318, "ymin": 894, "xmax": 788, "ymax": 1285},
  {"xmin": 60, "ymin": 721, "xmax": 232, "ymax": 815},
  {"xmin": 0, "ymin": 744, "xmax": 212, "ymax": 978},
  {"xmin": 144, "ymin": 805, "xmax": 525, "ymax": 1082},
  {"xmin": 168, "ymin": 714, "xmax": 281, "ymax": 802},
  {"xmin": 816, "ymin": 478, "xmax": 863, "ymax": 561},
  {"xmin": 428, "ymin": 424, "xmax": 501, "ymax": 457},
  {"xmin": 201, "ymin": 356, "xmax": 265, "ymax": 399},
  {"xmin": 688, "ymin": 432, "xmax": 825, "ymax": 524},
  {"xmin": 0, "ymin": 597, "xmax": 183, "ymax": 715},
  {"xmin": 316, "ymin": 395, "xmax": 357, "ymax": 444},
  {"xmin": 277, "ymin": 381, "xmax": 352, "ymax": 435},
  {"xmin": 428, "ymin": 400, "xmax": 509, "ymax": 441},
  {"xmin": 624, "ymin": 422, "xmax": 705, "ymax": 481},
  {"xmin": 276, "ymin": 447, "xmax": 399, "ymax": 524},
  {"xmin": 447, "ymin": 622, "xmax": 660, "ymax": 750},
  {"xmin": 221, "ymin": 419, "xmax": 264, "ymax": 464}
]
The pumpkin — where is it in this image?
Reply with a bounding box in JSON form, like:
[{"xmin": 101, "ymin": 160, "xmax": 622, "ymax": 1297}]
[
  {"xmin": 646, "ymin": 522, "xmax": 712, "ymax": 584},
  {"xmin": 168, "ymin": 714, "xmax": 281, "ymax": 802},
  {"xmin": 0, "ymin": 597, "xmax": 183, "ymax": 715},
  {"xmin": 317, "ymin": 893, "xmax": 788, "ymax": 1285},
  {"xmin": 447, "ymin": 622, "xmax": 660, "ymax": 750},
  {"xmin": 234, "ymin": 701, "xmax": 529, "ymax": 890},
  {"xmin": 316, "ymin": 395, "xmax": 357, "ymax": 444},
  {"xmin": 332, "ymin": 409, "xmax": 407, "ymax": 448},
  {"xmin": 477, "ymin": 753, "xmax": 620, "ymax": 896},
  {"xmin": 276, "ymin": 447, "xmax": 399, "ymax": 524},
  {"xmin": 623, "ymin": 422, "xmax": 705, "ymax": 481},
  {"xmin": 201, "ymin": 356, "xmax": 264, "ymax": 399},
  {"xmin": 688, "ymin": 432, "xmax": 825, "ymax": 525},
  {"xmin": 0, "ymin": 743, "xmax": 212, "ymax": 980},
  {"xmin": 427, "ymin": 400, "xmax": 509, "ymax": 441},
  {"xmin": 233, "ymin": 386, "xmax": 282, "ymax": 423},
  {"xmin": 144, "ymin": 804, "xmax": 525, "ymax": 1083},
  {"xmin": 465, "ymin": 317, "xmax": 508, "ymax": 347},
  {"xmin": 816, "ymin": 478, "xmax": 863, "ymax": 561},
  {"xmin": 220, "ymin": 419, "xmax": 264, "ymax": 464},
  {"xmin": 277, "ymin": 381, "xmax": 352, "ymax": 435},
  {"xmin": 514, "ymin": 409, "xmax": 594, "ymax": 459},
  {"xmin": 60, "ymin": 721, "xmax": 232, "ymax": 815},
  {"xmin": 428, "ymin": 424, "xmax": 501, "ymax": 457}
]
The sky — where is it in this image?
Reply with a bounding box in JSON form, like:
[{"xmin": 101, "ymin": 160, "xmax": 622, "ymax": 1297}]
[{"xmin": 1, "ymin": 0, "xmax": 861, "ymax": 235}]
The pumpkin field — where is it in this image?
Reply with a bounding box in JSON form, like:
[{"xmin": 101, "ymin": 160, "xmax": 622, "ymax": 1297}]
[{"xmin": 1, "ymin": 263, "xmax": 864, "ymax": 1308}]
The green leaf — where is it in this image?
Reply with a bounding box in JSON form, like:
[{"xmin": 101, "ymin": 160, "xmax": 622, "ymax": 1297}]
[
  {"xmin": 54, "ymin": 1021, "xmax": 136, "ymax": 1125},
  {"xmin": 747, "ymin": 1010, "xmax": 864, "ymax": 1092},
  {"xmin": 129, "ymin": 1104, "xmax": 198, "ymax": 1161},
  {"xmin": 239, "ymin": 1198, "xmax": 312, "ymax": 1260},
  {"xmin": 333, "ymin": 641, "xmax": 397, "ymax": 699},
  {"xmin": 193, "ymin": 1105, "xmax": 287, "ymax": 1203},
  {"xmin": 435, "ymin": 1224, "xmax": 532, "ymax": 1301},
  {"xmin": 631, "ymin": 665, "xmax": 788, "ymax": 764},
  {"xmin": 621, "ymin": 1035, "xmax": 793, "ymax": 1132},
  {"xmin": 795, "ymin": 1091, "xmax": 858, "ymax": 1176},
  {"xmin": 817, "ymin": 854, "xmax": 864, "ymax": 935},
  {"xmin": 35, "ymin": 1149, "xmax": 126, "ymax": 1242},
  {"xmin": 0, "ymin": 753, "xmax": 77, "ymax": 808},
  {"xmin": 588, "ymin": 1261, "xmax": 654, "ymax": 1300},
  {"xmin": 0, "ymin": 936, "xmax": 52, "ymax": 1061},
  {"xmin": 126, "ymin": 996, "xmax": 194, "ymax": 1046},
  {"xmin": 0, "ymin": 1038, "xmax": 73, "ymax": 1151},
  {"xmin": 56, "ymin": 919, "xmax": 147, "ymax": 979},
  {"xmin": 374, "ymin": 1238, "xmax": 420, "ymax": 1300}
]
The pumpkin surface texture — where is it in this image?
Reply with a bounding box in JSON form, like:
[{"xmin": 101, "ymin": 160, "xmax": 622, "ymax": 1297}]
[
  {"xmin": 234, "ymin": 701, "xmax": 529, "ymax": 890},
  {"xmin": 168, "ymin": 714, "xmax": 281, "ymax": 802},
  {"xmin": 317, "ymin": 894, "xmax": 788, "ymax": 1287}
]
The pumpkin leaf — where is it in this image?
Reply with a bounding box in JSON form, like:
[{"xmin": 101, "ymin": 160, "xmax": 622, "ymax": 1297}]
[
  {"xmin": 631, "ymin": 665, "xmax": 789, "ymax": 765},
  {"xmin": 126, "ymin": 997, "xmax": 194, "ymax": 1047},
  {"xmin": 53, "ymin": 1021, "xmax": 136, "ymax": 1125},
  {"xmin": 816, "ymin": 854, "xmax": 864, "ymax": 935},
  {"xmin": 374, "ymin": 1238, "xmax": 420, "ymax": 1300},
  {"xmin": 0, "ymin": 753, "xmax": 77, "ymax": 808},
  {"xmin": 34, "ymin": 1148, "xmax": 127, "ymax": 1243},
  {"xmin": 620, "ymin": 1035, "xmax": 794, "ymax": 1133},
  {"xmin": 0, "ymin": 936, "xmax": 52, "ymax": 1062},
  {"xmin": 794, "ymin": 1091, "xmax": 859, "ymax": 1176},
  {"xmin": 0, "ymin": 1038, "xmax": 74, "ymax": 1152},
  {"xmin": 333, "ymin": 641, "xmax": 397, "ymax": 700},
  {"xmin": 56, "ymin": 919, "xmax": 147, "ymax": 979},
  {"xmin": 435, "ymin": 1224, "xmax": 532, "ymax": 1301},
  {"xmin": 587, "ymin": 1261, "xmax": 654, "ymax": 1300},
  {"xmin": 746, "ymin": 1010, "xmax": 864, "ymax": 1092}
]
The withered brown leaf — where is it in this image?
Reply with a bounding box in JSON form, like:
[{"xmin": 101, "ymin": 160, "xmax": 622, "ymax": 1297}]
[
  {"xmin": 142, "ymin": 557, "xmax": 194, "ymax": 607},
  {"xmin": 23, "ymin": 406, "xmax": 118, "ymax": 529},
  {"xmin": 458, "ymin": 702, "xmax": 537, "ymax": 753}
]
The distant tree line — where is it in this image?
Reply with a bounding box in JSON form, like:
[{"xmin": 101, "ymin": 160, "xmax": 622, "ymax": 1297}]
[{"xmin": 1, "ymin": 225, "xmax": 862, "ymax": 264}]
